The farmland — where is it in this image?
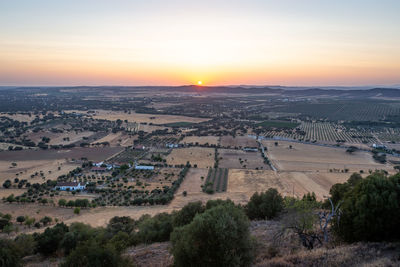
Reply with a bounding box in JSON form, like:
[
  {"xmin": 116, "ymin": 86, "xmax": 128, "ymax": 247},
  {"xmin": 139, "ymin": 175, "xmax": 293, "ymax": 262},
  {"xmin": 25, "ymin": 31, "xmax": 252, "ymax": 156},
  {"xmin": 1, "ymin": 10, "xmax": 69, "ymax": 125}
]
[
  {"xmin": 218, "ymin": 149, "xmax": 267, "ymax": 169},
  {"xmin": 203, "ymin": 168, "xmax": 228, "ymax": 193},
  {"xmin": 1, "ymin": 85, "xmax": 400, "ymax": 232},
  {"xmin": 166, "ymin": 147, "xmax": 215, "ymax": 168},
  {"xmin": 83, "ymin": 110, "xmax": 211, "ymax": 124},
  {"xmin": 263, "ymin": 140, "xmax": 393, "ymax": 173}
]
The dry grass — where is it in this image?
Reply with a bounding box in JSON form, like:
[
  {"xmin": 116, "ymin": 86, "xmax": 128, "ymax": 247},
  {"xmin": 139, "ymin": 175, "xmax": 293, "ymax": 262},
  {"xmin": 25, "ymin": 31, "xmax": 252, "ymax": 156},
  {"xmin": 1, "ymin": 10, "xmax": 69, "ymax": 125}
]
[
  {"xmin": 79, "ymin": 110, "xmax": 210, "ymax": 124},
  {"xmin": 227, "ymin": 169, "xmax": 350, "ymax": 200},
  {"xmin": 91, "ymin": 132, "xmax": 136, "ymax": 147},
  {"xmin": 0, "ymin": 159, "xmax": 79, "ymax": 184},
  {"xmin": 124, "ymin": 242, "xmax": 172, "ymax": 267},
  {"xmin": 263, "ymin": 140, "xmax": 393, "ymax": 173},
  {"xmin": 166, "ymin": 147, "xmax": 215, "ymax": 168},
  {"xmin": 255, "ymin": 242, "xmax": 400, "ymax": 267},
  {"xmin": 180, "ymin": 136, "xmax": 219, "ymax": 146}
]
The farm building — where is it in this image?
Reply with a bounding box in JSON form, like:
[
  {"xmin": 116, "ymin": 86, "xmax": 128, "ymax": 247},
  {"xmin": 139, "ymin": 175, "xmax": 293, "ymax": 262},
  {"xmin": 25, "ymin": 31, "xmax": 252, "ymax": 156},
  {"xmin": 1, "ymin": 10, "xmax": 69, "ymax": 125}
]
[
  {"xmin": 166, "ymin": 143, "xmax": 179, "ymax": 148},
  {"xmin": 135, "ymin": 165, "xmax": 154, "ymax": 170},
  {"xmin": 243, "ymin": 147, "xmax": 258, "ymax": 152},
  {"xmin": 55, "ymin": 182, "xmax": 86, "ymax": 191},
  {"xmin": 372, "ymin": 143, "xmax": 387, "ymax": 149}
]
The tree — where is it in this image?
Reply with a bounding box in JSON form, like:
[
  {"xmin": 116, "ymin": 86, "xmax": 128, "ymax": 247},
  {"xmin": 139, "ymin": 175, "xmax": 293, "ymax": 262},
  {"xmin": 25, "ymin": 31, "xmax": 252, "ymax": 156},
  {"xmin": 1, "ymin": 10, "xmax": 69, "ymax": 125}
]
[
  {"xmin": 61, "ymin": 239, "xmax": 131, "ymax": 267},
  {"xmin": 334, "ymin": 173, "xmax": 400, "ymax": 242},
  {"xmin": 3, "ymin": 180, "xmax": 12, "ymax": 188},
  {"xmin": 40, "ymin": 216, "xmax": 52, "ymax": 226},
  {"xmin": 279, "ymin": 197, "xmax": 321, "ymax": 250},
  {"xmin": 58, "ymin": 198, "xmax": 67, "ymax": 207},
  {"xmin": 24, "ymin": 217, "xmax": 35, "ymax": 229},
  {"xmin": 172, "ymin": 201, "xmax": 205, "ymax": 227},
  {"xmin": 36, "ymin": 223, "xmax": 69, "ymax": 255},
  {"xmin": 171, "ymin": 204, "xmax": 254, "ymax": 267},
  {"xmin": 16, "ymin": 216, "xmax": 25, "ymax": 224},
  {"xmin": 246, "ymin": 188, "xmax": 284, "ymax": 220},
  {"xmin": 0, "ymin": 238, "xmax": 22, "ymax": 267},
  {"xmin": 74, "ymin": 207, "xmax": 81, "ymax": 215},
  {"xmin": 3, "ymin": 224, "xmax": 13, "ymax": 235}
]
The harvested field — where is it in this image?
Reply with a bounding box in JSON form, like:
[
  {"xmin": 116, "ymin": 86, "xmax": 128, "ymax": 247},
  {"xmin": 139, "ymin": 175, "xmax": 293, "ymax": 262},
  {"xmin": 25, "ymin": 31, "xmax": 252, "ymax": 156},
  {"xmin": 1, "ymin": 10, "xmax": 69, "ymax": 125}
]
[
  {"xmin": 91, "ymin": 132, "xmax": 136, "ymax": 147},
  {"xmin": 180, "ymin": 135, "xmax": 219, "ymax": 146},
  {"xmin": 219, "ymin": 149, "xmax": 267, "ymax": 169},
  {"xmin": 263, "ymin": 140, "xmax": 392, "ymax": 172},
  {"xmin": 220, "ymin": 135, "xmax": 258, "ymax": 148},
  {"xmin": 25, "ymin": 130, "xmax": 95, "ymax": 146},
  {"xmin": 227, "ymin": 169, "xmax": 351, "ymax": 200},
  {"xmin": 0, "ymin": 159, "xmax": 79, "ymax": 184},
  {"xmin": 0, "ymin": 112, "xmax": 36, "ymax": 123},
  {"xmin": 166, "ymin": 147, "xmax": 214, "ymax": 168},
  {"xmin": 0, "ymin": 147, "xmax": 123, "ymax": 162},
  {"xmin": 81, "ymin": 110, "xmax": 210, "ymax": 124}
]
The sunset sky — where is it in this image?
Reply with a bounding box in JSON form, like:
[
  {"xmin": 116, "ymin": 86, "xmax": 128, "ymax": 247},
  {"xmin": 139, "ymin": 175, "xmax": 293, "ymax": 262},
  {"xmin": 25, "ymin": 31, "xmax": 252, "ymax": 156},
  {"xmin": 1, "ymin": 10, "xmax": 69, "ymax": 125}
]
[{"xmin": 0, "ymin": 0, "xmax": 399, "ymax": 86}]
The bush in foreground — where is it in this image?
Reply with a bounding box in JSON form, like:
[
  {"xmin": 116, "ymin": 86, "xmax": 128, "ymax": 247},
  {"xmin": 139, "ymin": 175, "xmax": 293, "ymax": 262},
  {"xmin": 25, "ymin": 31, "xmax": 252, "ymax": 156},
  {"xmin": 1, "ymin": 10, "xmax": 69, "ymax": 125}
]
[
  {"xmin": 171, "ymin": 203, "xmax": 254, "ymax": 267},
  {"xmin": 334, "ymin": 173, "xmax": 400, "ymax": 242},
  {"xmin": 246, "ymin": 188, "xmax": 283, "ymax": 220}
]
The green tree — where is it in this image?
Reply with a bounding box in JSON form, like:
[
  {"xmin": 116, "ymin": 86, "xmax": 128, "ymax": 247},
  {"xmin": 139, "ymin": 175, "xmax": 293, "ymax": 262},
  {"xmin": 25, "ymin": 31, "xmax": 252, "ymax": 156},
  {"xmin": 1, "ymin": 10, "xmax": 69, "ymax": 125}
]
[
  {"xmin": 61, "ymin": 239, "xmax": 131, "ymax": 267},
  {"xmin": 74, "ymin": 207, "xmax": 81, "ymax": 215},
  {"xmin": 16, "ymin": 216, "xmax": 25, "ymax": 224},
  {"xmin": 171, "ymin": 204, "xmax": 254, "ymax": 267},
  {"xmin": 334, "ymin": 173, "xmax": 400, "ymax": 242},
  {"xmin": 172, "ymin": 201, "xmax": 205, "ymax": 227},
  {"xmin": 245, "ymin": 188, "xmax": 284, "ymax": 220},
  {"xmin": 58, "ymin": 198, "xmax": 67, "ymax": 207},
  {"xmin": 24, "ymin": 217, "xmax": 35, "ymax": 228},
  {"xmin": 0, "ymin": 238, "xmax": 22, "ymax": 267},
  {"xmin": 35, "ymin": 223, "xmax": 69, "ymax": 255}
]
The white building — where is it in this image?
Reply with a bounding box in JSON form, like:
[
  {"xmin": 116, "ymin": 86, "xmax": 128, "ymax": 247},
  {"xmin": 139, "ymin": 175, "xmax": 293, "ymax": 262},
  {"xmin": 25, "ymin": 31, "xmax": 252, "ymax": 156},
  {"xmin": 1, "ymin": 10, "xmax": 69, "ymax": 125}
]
[
  {"xmin": 135, "ymin": 165, "xmax": 155, "ymax": 170},
  {"xmin": 55, "ymin": 182, "xmax": 86, "ymax": 191}
]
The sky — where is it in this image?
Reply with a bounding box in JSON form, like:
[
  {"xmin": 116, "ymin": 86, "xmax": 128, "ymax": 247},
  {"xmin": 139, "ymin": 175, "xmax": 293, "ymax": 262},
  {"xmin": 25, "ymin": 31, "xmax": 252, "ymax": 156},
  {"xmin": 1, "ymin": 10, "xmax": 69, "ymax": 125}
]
[{"xmin": 0, "ymin": 0, "xmax": 399, "ymax": 86}]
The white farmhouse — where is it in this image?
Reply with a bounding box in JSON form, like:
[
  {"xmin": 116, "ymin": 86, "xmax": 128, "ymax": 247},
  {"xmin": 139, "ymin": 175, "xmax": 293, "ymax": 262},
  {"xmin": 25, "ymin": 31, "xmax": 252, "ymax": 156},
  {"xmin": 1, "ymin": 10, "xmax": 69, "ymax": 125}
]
[{"xmin": 55, "ymin": 182, "xmax": 86, "ymax": 191}]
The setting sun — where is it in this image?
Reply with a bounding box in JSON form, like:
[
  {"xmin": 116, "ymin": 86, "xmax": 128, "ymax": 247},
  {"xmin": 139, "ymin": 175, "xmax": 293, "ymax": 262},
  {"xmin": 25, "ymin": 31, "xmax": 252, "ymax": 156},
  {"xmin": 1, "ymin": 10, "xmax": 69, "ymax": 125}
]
[{"xmin": 197, "ymin": 81, "xmax": 203, "ymax": 85}]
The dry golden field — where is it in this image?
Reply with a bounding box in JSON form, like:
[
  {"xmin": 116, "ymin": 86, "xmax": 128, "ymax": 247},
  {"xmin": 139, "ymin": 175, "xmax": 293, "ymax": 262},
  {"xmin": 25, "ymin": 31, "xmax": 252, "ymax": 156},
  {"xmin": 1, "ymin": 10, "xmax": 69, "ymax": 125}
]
[
  {"xmin": 263, "ymin": 140, "xmax": 393, "ymax": 173},
  {"xmin": 74, "ymin": 110, "xmax": 210, "ymax": 124},
  {"xmin": 91, "ymin": 132, "xmax": 137, "ymax": 147},
  {"xmin": 0, "ymin": 159, "xmax": 79, "ymax": 185},
  {"xmin": 227, "ymin": 169, "xmax": 351, "ymax": 200},
  {"xmin": 180, "ymin": 135, "xmax": 219, "ymax": 146},
  {"xmin": 166, "ymin": 147, "xmax": 215, "ymax": 168}
]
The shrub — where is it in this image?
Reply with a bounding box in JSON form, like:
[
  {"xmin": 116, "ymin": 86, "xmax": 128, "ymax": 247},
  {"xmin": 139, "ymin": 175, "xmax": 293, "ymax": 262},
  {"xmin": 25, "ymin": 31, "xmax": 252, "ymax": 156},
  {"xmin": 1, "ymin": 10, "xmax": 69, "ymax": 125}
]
[
  {"xmin": 35, "ymin": 223, "xmax": 69, "ymax": 255},
  {"xmin": 171, "ymin": 204, "xmax": 254, "ymax": 267},
  {"xmin": 0, "ymin": 238, "xmax": 22, "ymax": 267},
  {"xmin": 172, "ymin": 201, "xmax": 205, "ymax": 227},
  {"xmin": 334, "ymin": 173, "xmax": 400, "ymax": 242},
  {"xmin": 246, "ymin": 188, "xmax": 284, "ymax": 220},
  {"xmin": 135, "ymin": 213, "xmax": 173, "ymax": 244},
  {"xmin": 74, "ymin": 207, "xmax": 81, "ymax": 215},
  {"xmin": 61, "ymin": 239, "xmax": 131, "ymax": 267}
]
